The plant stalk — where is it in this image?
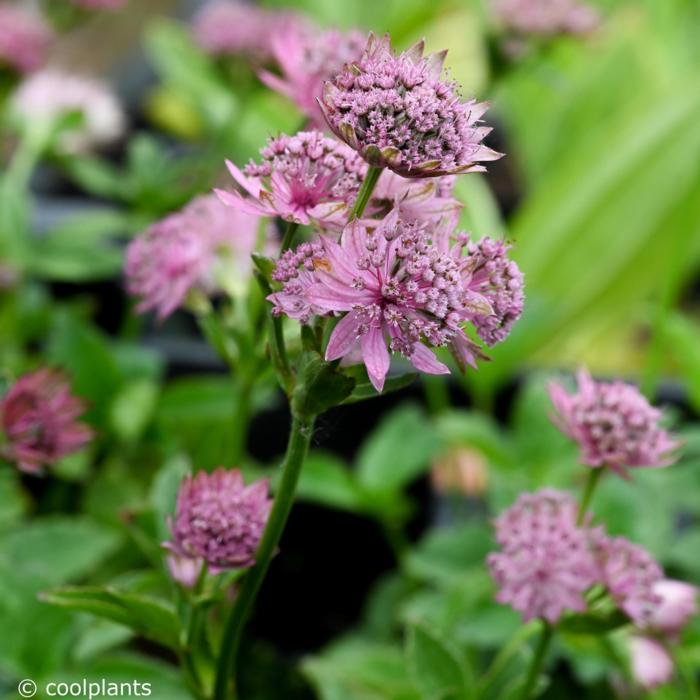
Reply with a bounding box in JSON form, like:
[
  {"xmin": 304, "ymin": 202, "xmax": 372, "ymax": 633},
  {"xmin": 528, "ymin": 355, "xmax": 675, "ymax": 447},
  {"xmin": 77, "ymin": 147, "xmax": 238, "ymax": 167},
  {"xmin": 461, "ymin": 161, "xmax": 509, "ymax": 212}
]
[
  {"xmin": 518, "ymin": 622, "xmax": 553, "ymax": 700},
  {"xmin": 349, "ymin": 166, "xmax": 383, "ymax": 220},
  {"xmin": 577, "ymin": 467, "xmax": 604, "ymax": 526},
  {"xmin": 280, "ymin": 221, "xmax": 299, "ymax": 253}
]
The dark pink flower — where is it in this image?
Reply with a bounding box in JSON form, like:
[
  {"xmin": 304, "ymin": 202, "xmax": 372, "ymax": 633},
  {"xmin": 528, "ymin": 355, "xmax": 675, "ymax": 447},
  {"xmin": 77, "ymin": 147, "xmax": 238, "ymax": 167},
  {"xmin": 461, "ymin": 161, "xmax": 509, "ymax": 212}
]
[
  {"xmin": 487, "ymin": 489, "xmax": 601, "ymax": 623},
  {"xmin": 0, "ymin": 5, "xmax": 52, "ymax": 75},
  {"xmin": 548, "ymin": 369, "xmax": 679, "ymax": 477},
  {"xmin": 269, "ymin": 211, "xmax": 524, "ymax": 391},
  {"xmin": 216, "ymin": 131, "xmax": 366, "ymax": 229},
  {"xmin": 166, "ymin": 468, "xmax": 272, "ymax": 572},
  {"xmin": 628, "ymin": 636, "xmax": 673, "ymax": 690},
  {"xmin": 125, "ymin": 194, "xmax": 269, "ymax": 319},
  {"xmin": 0, "ymin": 369, "xmax": 93, "ymax": 474},
  {"xmin": 491, "ymin": 0, "xmax": 599, "ymax": 38},
  {"xmin": 320, "ymin": 33, "xmax": 502, "ymax": 178},
  {"xmin": 259, "ymin": 24, "xmax": 366, "ymax": 127}
]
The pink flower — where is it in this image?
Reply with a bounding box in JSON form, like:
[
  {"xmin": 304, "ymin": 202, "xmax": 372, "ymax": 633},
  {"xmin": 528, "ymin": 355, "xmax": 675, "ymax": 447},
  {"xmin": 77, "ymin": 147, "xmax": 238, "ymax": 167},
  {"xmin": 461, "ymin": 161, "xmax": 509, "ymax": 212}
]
[
  {"xmin": 192, "ymin": 1, "xmax": 302, "ymax": 62},
  {"xmin": 487, "ymin": 489, "xmax": 601, "ymax": 623},
  {"xmin": 320, "ymin": 33, "xmax": 502, "ymax": 178},
  {"xmin": 598, "ymin": 537, "xmax": 663, "ymax": 627},
  {"xmin": 259, "ymin": 24, "xmax": 366, "ymax": 127},
  {"xmin": 646, "ymin": 579, "xmax": 697, "ymax": 639},
  {"xmin": 0, "ymin": 369, "xmax": 93, "ymax": 474},
  {"xmin": 269, "ymin": 211, "xmax": 524, "ymax": 391},
  {"xmin": 216, "ymin": 131, "xmax": 366, "ymax": 229},
  {"xmin": 0, "ymin": 5, "xmax": 52, "ymax": 75},
  {"xmin": 491, "ymin": 0, "xmax": 599, "ymax": 37},
  {"xmin": 165, "ymin": 468, "xmax": 272, "ymax": 572},
  {"xmin": 548, "ymin": 369, "xmax": 679, "ymax": 477},
  {"xmin": 166, "ymin": 553, "xmax": 204, "ymax": 589},
  {"xmin": 125, "ymin": 194, "xmax": 269, "ymax": 319},
  {"xmin": 628, "ymin": 636, "xmax": 673, "ymax": 690}
]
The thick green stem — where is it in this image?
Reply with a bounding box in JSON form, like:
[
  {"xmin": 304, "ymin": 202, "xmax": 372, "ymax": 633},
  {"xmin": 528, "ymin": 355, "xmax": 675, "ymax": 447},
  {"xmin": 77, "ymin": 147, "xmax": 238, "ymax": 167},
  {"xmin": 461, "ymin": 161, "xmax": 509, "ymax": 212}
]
[
  {"xmin": 214, "ymin": 414, "xmax": 315, "ymax": 700},
  {"xmin": 577, "ymin": 468, "xmax": 604, "ymax": 526},
  {"xmin": 280, "ymin": 221, "xmax": 299, "ymax": 253},
  {"xmin": 349, "ymin": 166, "xmax": 383, "ymax": 220},
  {"xmin": 518, "ymin": 622, "xmax": 553, "ymax": 700}
]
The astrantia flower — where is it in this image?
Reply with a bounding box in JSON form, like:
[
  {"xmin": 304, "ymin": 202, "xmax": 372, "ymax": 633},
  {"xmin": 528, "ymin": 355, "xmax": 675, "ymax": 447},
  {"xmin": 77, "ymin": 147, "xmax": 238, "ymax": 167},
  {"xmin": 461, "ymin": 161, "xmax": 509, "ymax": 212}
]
[
  {"xmin": 216, "ymin": 131, "xmax": 367, "ymax": 229},
  {"xmin": 260, "ymin": 24, "xmax": 366, "ymax": 127},
  {"xmin": 126, "ymin": 194, "xmax": 268, "ymax": 320},
  {"xmin": 319, "ymin": 33, "xmax": 502, "ymax": 178},
  {"xmin": 628, "ymin": 636, "xmax": 673, "ymax": 690},
  {"xmin": 165, "ymin": 468, "xmax": 272, "ymax": 571},
  {"xmin": 487, "ymin": 489, "xmax": 601, "ymax": 623},
  {"xmin": 0, "ymin": 369, "xmax": 93, "ymax": 474},
  {"xmin": 646, "ymin": 579, "xmax": 697, "ymax": 639},
  {"xmin": 193, "ymin": 1, "xmax": 301, "ymax": 62},
  {"xmin": 548, "ymin": 369, "xmax": 679, "ymax": 476},
  {"xmin": 11, "ymin": 70, "xmax": 125, "ymax": 153},
  {"xmin": 269, "ymin": 211, "xmax": 524, "ymax": 391},
  {"xmin": 598, "ymin": 537, "xmax": 663, "ymax": 627},
  {"xmin": 0, "ymin": 4, "xmax": 52, "ymax": 75},
  {"xmin": 491, "ymin": 0, "xmax": 599, "ymax": 38}
]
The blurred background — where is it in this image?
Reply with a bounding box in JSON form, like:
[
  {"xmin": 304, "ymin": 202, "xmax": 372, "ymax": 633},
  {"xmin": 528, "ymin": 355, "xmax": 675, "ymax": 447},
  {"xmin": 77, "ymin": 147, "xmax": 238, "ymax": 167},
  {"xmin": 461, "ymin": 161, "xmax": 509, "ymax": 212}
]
[{"xmin": 1, "ymin": 1, "xmax": 700, "ymax": 699}]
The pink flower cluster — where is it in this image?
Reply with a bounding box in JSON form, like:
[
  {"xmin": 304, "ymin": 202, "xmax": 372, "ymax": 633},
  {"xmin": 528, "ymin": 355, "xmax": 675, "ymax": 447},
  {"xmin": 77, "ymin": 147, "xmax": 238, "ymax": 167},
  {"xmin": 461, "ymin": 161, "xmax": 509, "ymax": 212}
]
[
  {"xmin": 0, "ymin": 4, "xmax": 52, "ymax": 75},
  {"xmin": 260, "ymin": 24, "xmax": 366, "ymax": 128},
  {"xmin": 0, "ymin": 369, "xmax": 93, "ymax": 474},
  {"xmin": 320, "ymin": 33, "xmax": 502, "ymax": 177},
  {"xmin": 165, "ymin": 468, "xmax": 271, "ymax": 572},
  {"xmin": 126, "ymin": 194, "xmax": 269, "ymax": 319},
  {"xmin": 491, "ymin": 0, "xmax": 599, "ymax": 37},
  {"xmin": 217, "ymin": 131, "xmax": 367, "ymax": 229},
  {"xmin": 548, "ymin": 369, "xmax": 679, "ymax": 477},
  {"xmin": 268, "ymin": 211, "xmax": 524, "ymax": 391}
]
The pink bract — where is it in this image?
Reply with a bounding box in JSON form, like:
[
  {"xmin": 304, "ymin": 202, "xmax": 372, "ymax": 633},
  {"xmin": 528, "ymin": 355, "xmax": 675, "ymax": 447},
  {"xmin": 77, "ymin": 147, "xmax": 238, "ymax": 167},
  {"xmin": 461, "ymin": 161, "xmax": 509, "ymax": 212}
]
[{"xmin": 628, "ymin": 636, "xmax": 673, "ymax": 690}]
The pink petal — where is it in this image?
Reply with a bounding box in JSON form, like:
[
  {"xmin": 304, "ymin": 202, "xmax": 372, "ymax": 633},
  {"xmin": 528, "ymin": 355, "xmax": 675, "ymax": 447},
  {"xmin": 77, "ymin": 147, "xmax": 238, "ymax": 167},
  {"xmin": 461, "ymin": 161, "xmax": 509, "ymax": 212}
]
[
  {"xmin": 410, "ymin": 343, "xmax": 450, "ymax": 375},
  {"xmin": 361, "ymin": 326, "xmax": 390, "ymax": 392},
  {"xmin": 325, "ymin": 312, "xmax": 362, "ymax": 361},
  {"xmin": 225, "ymin": 160, "xmax": 261, "ymax": 198}
]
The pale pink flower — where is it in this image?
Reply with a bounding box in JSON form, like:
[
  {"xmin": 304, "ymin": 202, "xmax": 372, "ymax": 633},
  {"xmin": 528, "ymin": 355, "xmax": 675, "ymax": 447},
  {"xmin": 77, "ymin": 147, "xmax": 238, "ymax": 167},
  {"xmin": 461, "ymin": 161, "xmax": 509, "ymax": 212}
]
[
  {"xmin": 0, "ymin": 369, "xmax": 93, "ymax": 474},
  {"xmin": 548, "ymin": 369, "xmax": 679, "ymax": 477},
  {"xmin": 166, "ymin": 553, "xmax": 204, "ymax": 589},
  {"xmin": 491, "ymin": 0, "xmax": 599, "ymax": 37},
  {"xmin": 126, "ymin": 194, "xmax": 269, "ymax": 320},
  {"xmin": 216, "ymin": 131, "xmax": 366, "ymax": 229},
  {"xmin": 259, "ymin": 24, "xmax": 366, "ymax": 127},
  {"xmin": 646, "ymin": 579, "xmax": 697, "ymax": 639},
  {"xmin": 165, "ymin": 468, "xmax": 271, "ymax": 572},
  {"xmin": 320, "ymin": 33, "xmax": 502, "ymax": 177},
  {"xmin": 269, "ymin": 211, "xmax": 524, "ymax": 391},
  {"xmin": 487, "ymin": 489, "xmax": 601, "ymax": 623},
  {"xmin": 628, "ymin": 636, "xmax": 674, "ymax": 690},
  {"xmin": 0, "ymin": 4, "xmax": 52, "ymax": 74}
]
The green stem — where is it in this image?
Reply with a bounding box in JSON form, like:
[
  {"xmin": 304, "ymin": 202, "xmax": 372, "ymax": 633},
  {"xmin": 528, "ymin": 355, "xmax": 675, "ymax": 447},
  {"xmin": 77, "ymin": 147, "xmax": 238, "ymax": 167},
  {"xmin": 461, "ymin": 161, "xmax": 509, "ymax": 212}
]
[
  {"xmin": 213, "ymin": 414, "xmax": 315, "ymax": 700},
  {"xmin": 423, "ymin": 375, "xmax": 450, "ymax": 417},
  {"xmin": 577, "ymin": 468, "xmax": 604, "ymax": 526},
  {"xmin": 280, "ymin": 221, "xmax": 299, "ymax": 253},
  {"xmin": 349, "ymin": 166, "xmax": 383, "ymax": 220},
  {"xmin": 518, "ymin": 622, "xmax": 553, "ymax": 700},
  {"xmin": 229, "ymin": 371, "xmax": 255, "ymax": 465},
  {"xmin": 673, "ymin": 647, "xmax": 700, "ymax": 700}
]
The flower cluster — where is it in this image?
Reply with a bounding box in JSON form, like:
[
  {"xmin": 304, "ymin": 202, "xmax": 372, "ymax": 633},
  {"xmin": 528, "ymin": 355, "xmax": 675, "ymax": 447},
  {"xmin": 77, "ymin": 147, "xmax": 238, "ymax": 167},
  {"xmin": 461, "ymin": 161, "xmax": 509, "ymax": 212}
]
[
  {"xmin": 0, "ymin": 4, "xmax": 52, "ymax": 75},
  {"xmin": 217, "ymin": 131, "xmax": 367, "ymax": 229},
  {"xmin": 0, "ymin": 369, "xmax": 93, "ymax": 474},
  {"xmin": 319, "ymin": 33, "xmax": 502, "ymax": 178},
  {"xmin": 126, "ymin": 194, "xmax": 269, "ymax": 320},
  {"xmin": 269, "ymin": 211, "xmax": 524, "ymax": 391},
  {"xmin": 491, "ymin": 0, "xmax": 599, "ymax": 38},
  {"xmin": 11, "ymin": 70, "xmax": 125, "ymax": 153},
  {"xmin": 548, "ymin": 369, "xmax": 679, "ymax": 477},
  {"xmin": 165, "ymin": 468, "xmax": 272, "ymax": 572},
  {"xmin": 260, "ymin": 24, "xmax": 366, "ymax": 127}
]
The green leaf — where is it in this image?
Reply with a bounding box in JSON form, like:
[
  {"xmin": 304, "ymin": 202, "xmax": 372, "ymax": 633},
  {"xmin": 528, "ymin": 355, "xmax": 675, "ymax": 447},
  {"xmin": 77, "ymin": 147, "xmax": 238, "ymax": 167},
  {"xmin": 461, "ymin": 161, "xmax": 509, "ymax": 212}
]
[
  {"xmin": 406, "ymin": 622, "xmax": 472, "ymax": 700},
  {"xmin": 292, "ymin": 353, "xmax": 355, "ymax": 419},
  {"xmin": 342, "ymin": 373, "xmax": 419, "ymax": 404},
  {"xmin": 40, "ymin": 586, "xmax": 181, "ymax": 651},
  {"xmin": 558, "ymin": 610, "xmax": 629, "ymax": 635},
  {"xmin": 59, "ymin": 155, "xmax": 126, "ymax": 200},
  {"xmin": 293, "ymin": 452, "xmax": 367, "ymax": 513},
  {"xmin": 110, "ymin": 378, "xmax": 159, "ymax": 443},
  {"xmin": 357, "ymin": 405, "xmax": 442, "ymax": 494},
  {"xmin": 149, "ymin": 454, "xmax": 190, "ymax": 542}
]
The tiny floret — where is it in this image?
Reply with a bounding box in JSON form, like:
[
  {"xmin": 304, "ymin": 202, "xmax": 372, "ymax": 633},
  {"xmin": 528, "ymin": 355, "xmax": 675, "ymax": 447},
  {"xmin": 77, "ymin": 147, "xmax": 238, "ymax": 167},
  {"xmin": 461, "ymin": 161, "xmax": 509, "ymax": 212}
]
[{"xmin": 320, "ymin": 33, "xmax": 502, "ymax": 178}]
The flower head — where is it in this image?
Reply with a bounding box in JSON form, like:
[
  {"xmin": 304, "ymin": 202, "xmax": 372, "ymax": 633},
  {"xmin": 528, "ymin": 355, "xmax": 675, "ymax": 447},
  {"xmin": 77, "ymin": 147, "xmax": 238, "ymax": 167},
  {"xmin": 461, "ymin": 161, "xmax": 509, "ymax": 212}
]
[
  {"xmin": 269, "ymin": 212, "xmax": 523, "ymax": 391},
  {"xmin": 166, "ymin": 468, "xmax": 272, "ymax": 571},
  {"xmin": 0, "ymin": 369, "xmax": 93, "ymax": 474},
  {"xmin": 260, "ymin": 24, "xmax": 366, "ymax": 127},
  {"xmin": 598, "ymin": 537, "xmax": 663, "ymax": 627},
  {"xmin": 216, "ymin": 131, "xmax": 367, "ymax": 229},
  {"xmin": 491, "ymin": 0, "xmax": 599, "ymax": 38},
  {"xmin": 126, "ymin": 194, "xmax": 268, "ymax": 320},
  {"xmin": 319, "ymin": 33, "xmax": 502, "ymax": 178},
  {"xmin": 11, "ymin": 70, "xmax": 125, "ymax": 153},
  {"xmin": 646, "ymin": 579, "xmax": 697, "ymax": 639},
  {"xmin": 548, "ymin": 369, "xmax": 679, "ymax": 476},
  {"xmin": 628, "ymin": 636, "xmax": 673, "ymax": 690},
  {"xmin": 487, "ymin": 489, "xmax": 601, "ymax": 623},
  {"xmin": 0, "ymin": 4, "xmax": 52, "ymax": 75}
]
